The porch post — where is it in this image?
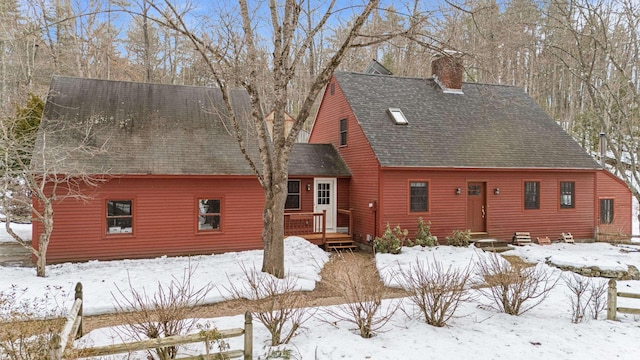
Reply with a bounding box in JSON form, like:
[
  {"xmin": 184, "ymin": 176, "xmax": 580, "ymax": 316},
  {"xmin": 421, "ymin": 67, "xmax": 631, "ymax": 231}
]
[{"xmin": 322, "ymin": 210, "xmax": 326, "ymax": 244}]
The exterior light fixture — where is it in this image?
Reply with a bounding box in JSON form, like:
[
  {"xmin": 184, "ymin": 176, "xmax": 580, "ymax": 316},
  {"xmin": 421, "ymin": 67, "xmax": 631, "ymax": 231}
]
[
  {"xmin": 494, "ymin": 188, "xmax": 500, "ymax": 195},
  {"xmin": 456, "ymin": 187, "xmax": 461, "ymax": 195},
  {"xmin": 306, "ymin": 183, "xmax": 311, "ymax": 191}
]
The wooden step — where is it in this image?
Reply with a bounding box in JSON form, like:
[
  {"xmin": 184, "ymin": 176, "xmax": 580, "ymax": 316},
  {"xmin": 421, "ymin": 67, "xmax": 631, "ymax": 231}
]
[{"xmin": 324, "ymin": 237, "xmax": 357, "ymax": 252}]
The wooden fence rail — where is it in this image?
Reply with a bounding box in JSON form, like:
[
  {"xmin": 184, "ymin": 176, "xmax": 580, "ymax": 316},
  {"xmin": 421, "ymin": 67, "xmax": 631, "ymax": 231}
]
[
  {"xmin": 49, "ymin": 282, "xmax": 83, "ymax": 360},
  {"xmin": 607, "ymin": 279, "xmax": 640, "ymax": 320},
  {"xmin": 49, "ymin": 282, "xmax": 253, "ymax": 360}
]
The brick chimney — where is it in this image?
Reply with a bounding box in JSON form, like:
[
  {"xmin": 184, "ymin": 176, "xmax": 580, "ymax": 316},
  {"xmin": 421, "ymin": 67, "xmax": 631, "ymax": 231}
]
[{"xmin": 431, "ymin": 51, "xmax": 464, "ymax": 94}]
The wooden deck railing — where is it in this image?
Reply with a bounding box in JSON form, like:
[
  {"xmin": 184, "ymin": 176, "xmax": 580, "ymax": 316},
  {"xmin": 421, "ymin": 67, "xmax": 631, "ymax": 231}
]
[
  {"xmin": 284, "ymin": 208, "xmax": 353, "ymax": 244},
  {"xmin": 337, "ymin": 209, "xmax": 353, "ymax": 236},
  {"xmin": 284, "ymin": 211, "xmax": 326, "ymax": 239}
]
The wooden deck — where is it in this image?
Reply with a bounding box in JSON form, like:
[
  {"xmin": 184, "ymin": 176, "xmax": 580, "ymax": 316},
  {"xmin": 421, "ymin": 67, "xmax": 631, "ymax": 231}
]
[{"xmin": 284, "ymin": 209, "xmax": 356, "ymax": 251}]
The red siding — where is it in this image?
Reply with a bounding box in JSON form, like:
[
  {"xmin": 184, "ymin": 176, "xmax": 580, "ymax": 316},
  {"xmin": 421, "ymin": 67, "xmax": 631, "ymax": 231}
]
[
  {"xmin": 311, "ymin": 78, "xmax": 380, "ymax": 242},
  {"xmin": 33, "ymin": 176, "xmax": 265, "ymax": 263},
  {"xmin": 380, "ymin": 169, "xmax": 601, "ymax": 241},
  {"xmin": 596, "ymin": 170, "xmax": 632, "ymax": 235}
]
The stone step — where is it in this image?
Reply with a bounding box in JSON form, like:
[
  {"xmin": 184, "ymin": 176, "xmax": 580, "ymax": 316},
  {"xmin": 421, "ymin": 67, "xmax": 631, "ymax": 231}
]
[{"xmin": 473, "ymin": 239, "xmax": 512, "ymax": 253}]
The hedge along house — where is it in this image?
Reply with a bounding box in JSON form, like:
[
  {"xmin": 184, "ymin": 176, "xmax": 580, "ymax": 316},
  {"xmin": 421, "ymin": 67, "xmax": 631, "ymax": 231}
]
[
  {"xmin": 33, "ymin": 76, "xmax": 350, "ymax": 263},
  {"xmin": 308, "ymin": 54, "xmax": 632, "ymax": 244}
]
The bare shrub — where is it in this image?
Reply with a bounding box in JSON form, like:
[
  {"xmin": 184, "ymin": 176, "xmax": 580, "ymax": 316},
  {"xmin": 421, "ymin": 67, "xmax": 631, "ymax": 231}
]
[
  {"xmin": 319, "ymin": 253, "xmax": 398, "ymax": 338},
  {"xmin": 0, "ymin": 286, "xmax": 66, "ymax": 360},
  {"xmin": 564, "ymin": 273, "xmax": 609, "ymax": 322},
  {"xmin": 396, "ymin": 258, "xmax": 472, "ymax": 327},
  {"xmin": 225, "ymin": 264, "xmax": 312, "ymax": 346},
  {"xmin": 564, "ymin": 273, "xmax": 592, "ymax": 323},
  {"xmin": 589, "ymin": 279, "xmax": 608, "ymax": 320},
  {"xmin": 112, "ymin": 264, "xmax": 211, "ymax": 360},
  {"xmin": 476, "ymin": 254, "xmax": 559, "ymax": 316}
]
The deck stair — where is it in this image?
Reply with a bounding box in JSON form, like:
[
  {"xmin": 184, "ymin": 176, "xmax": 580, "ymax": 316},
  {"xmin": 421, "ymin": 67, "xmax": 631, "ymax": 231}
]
[
  {"xmin": 324, "ymin": 233, "xmax": 357, "ymax": 252},
  {"xmin": 473, "ymin": 239, "xmax": 512, "ymax": 253}
]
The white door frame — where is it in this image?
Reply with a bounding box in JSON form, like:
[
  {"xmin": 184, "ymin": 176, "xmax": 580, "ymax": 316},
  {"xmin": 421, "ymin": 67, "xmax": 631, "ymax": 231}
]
[{"xmin": 314, "ymin": 177, "xmax": 337, "ymax": 232}]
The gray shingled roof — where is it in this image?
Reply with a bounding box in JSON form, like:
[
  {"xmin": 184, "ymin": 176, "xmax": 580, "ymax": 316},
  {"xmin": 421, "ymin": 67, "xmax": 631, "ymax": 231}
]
[
  {"xmin": 36, "ymin": 76, "xmax": 351, "ymax": 177},
  {"xmin": 334, "ymin": 71, "xmax": 600, "ymax": 169},
  {"xmin": 289, "ymin": 143, "xmax": 351, "ymax": 176},
  {"xmin": 36, "ymin": 76, "xmax": 261, "ymax": 175}
]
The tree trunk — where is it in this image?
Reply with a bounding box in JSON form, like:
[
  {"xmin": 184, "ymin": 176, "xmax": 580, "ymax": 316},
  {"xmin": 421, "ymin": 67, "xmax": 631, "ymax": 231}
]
[
  {"xmin": 36, "ymin": 201, "xmax": 54, "ymax": 277},
  {"xmin": 261, "ymin": 174, "xmax": 287, "ymax": 278}
]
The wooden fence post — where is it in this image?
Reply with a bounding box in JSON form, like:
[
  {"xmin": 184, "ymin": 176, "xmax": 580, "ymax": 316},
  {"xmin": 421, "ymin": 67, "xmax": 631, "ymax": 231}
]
[
  {"xmin": 607, "ymin": 279, "xmax": 617, "ymax": 320},
  {"xmin": 244, "ymin": 312, "xmax": 253, "ymax": 360},
  {"xmin": 75, "ymin": 282, "xmax": 83, "ymax": 338},
  {"xmin": 49, "ymin": 334, "xmax": 61, "ymax": 360}
]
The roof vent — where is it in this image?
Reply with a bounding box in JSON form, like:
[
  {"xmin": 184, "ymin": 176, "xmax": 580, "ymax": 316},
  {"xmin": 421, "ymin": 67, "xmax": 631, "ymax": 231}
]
[{"xmin": 388, "ymin": 108, "xmax": 408, "ymax": 125}]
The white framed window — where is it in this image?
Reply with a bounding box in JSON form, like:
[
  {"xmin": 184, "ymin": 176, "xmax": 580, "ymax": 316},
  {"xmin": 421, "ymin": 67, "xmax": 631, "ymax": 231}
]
[
  {"xmin": 198, "ymin": 198, "xmax": 221, "ymax": 231},
  {"xmin": 107, "ymin": 200, "xmax": 133, "ymax": 234}
]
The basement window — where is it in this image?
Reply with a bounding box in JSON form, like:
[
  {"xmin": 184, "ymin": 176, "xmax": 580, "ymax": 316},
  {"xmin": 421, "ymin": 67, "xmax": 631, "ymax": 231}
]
[
  {"xmin": 198, "ymin": 199, "xmax": 221, "ymax": 231},
  {"xmin": 106, "ymin": 200, "xmax": 133, "ymax": 234},
  {"xmin": 388, "ymin": 108, "xmax": 408, "ymax": 125}
]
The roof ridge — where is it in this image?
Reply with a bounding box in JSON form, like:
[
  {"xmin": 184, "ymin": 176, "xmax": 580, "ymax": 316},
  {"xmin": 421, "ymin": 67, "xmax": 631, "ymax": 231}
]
[
  {"xmin": 51, "ymin": 75, "xmax": 246, "ymax": 92},
  {"xmin": 334, "ymin": 71, "xmax": 525, "ymax": 90}
]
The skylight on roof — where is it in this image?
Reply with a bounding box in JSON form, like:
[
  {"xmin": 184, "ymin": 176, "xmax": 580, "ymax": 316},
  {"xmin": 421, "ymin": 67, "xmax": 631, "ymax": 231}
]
[{"xmin": 388, "ymin": 108, "xmax": 408, "ymax": 125}]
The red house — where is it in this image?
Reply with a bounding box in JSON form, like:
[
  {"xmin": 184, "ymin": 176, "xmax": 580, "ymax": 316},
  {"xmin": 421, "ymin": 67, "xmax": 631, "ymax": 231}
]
[
  {"xmin": 33, "ymin": 76, "xmax": 350, "ymax": 263},
  {"xmin": 33, "ymin": 55, "xmax": 632, "ymax": 263},
  {"xmin": 308, "ymin": 55, "xmax": 632, "ymax": 244}
]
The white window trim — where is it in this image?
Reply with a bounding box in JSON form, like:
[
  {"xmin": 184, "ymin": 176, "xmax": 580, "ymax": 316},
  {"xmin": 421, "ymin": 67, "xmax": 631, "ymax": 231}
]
[{"xmin": 388, "ymin": 108, "xmax": 408, "ymax": 125}]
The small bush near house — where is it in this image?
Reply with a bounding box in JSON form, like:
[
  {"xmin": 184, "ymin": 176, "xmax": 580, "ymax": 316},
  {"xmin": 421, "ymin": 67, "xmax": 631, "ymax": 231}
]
[
  {"xmin": 476, "ymin": 253, "xmax": 558, "ymax": 316},
  {"xmin": 112, "ymin": 263, "xmax": 212, "ymax": 360},
  {"xmin": 396, "ymin": 258, "xmax": 472, "ymax": 327},
  {"xmin": 0, "ymin": 286, "xmax": 66, "ymax": 360},
  {"xmin": 225, "ymin": 265, "xmax": 312, "ymax": 346},
  {"xmin": 319, "ymin": 253, "xmax": 399, "ymax": 338},
  {"xmin": 374, "ymin": 224, "xmax": 408, "ymax": 254},
  {"xmin": 413, "ymin": 218, "xmax": 438, "ymax": 247},
  {"xmin": 445, "ymin": 229, "xmax": 471, "ymax": 247}
]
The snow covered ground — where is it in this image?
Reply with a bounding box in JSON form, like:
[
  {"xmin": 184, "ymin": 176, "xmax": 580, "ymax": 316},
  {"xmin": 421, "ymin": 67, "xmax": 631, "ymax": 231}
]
[
  {"xmin": 0, "ymin": 236, "xmax": 328, "ymax": 316},
  {"xmin": 1, "ymin": 229, "xmax": 640, "ymax": 359}
]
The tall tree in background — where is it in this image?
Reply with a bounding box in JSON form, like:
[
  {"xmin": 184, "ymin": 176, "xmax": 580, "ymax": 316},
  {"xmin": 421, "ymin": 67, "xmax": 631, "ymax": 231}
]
[{"xmin": 546, "ymin": 0, "xmax": 640, "ymax": 225}]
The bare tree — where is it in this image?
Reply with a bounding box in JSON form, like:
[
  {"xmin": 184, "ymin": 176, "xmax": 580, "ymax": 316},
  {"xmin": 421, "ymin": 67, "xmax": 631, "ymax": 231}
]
[
  {"xmin": 137, "ymin": 0, "xmax": 390, "ymax": 278},
  {"xmin": 545, "ymin": 0, "xmax": 640, "ymax": 228},
  {"xmin": 0, "ymin": 97, "xmax": 108, "ymax": 277}
]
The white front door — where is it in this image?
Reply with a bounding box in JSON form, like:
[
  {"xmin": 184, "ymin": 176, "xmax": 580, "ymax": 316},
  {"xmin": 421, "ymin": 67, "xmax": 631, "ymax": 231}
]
[{"xmin": 314, "ymin": 178, "xmax": 337, "ymax": 232}]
